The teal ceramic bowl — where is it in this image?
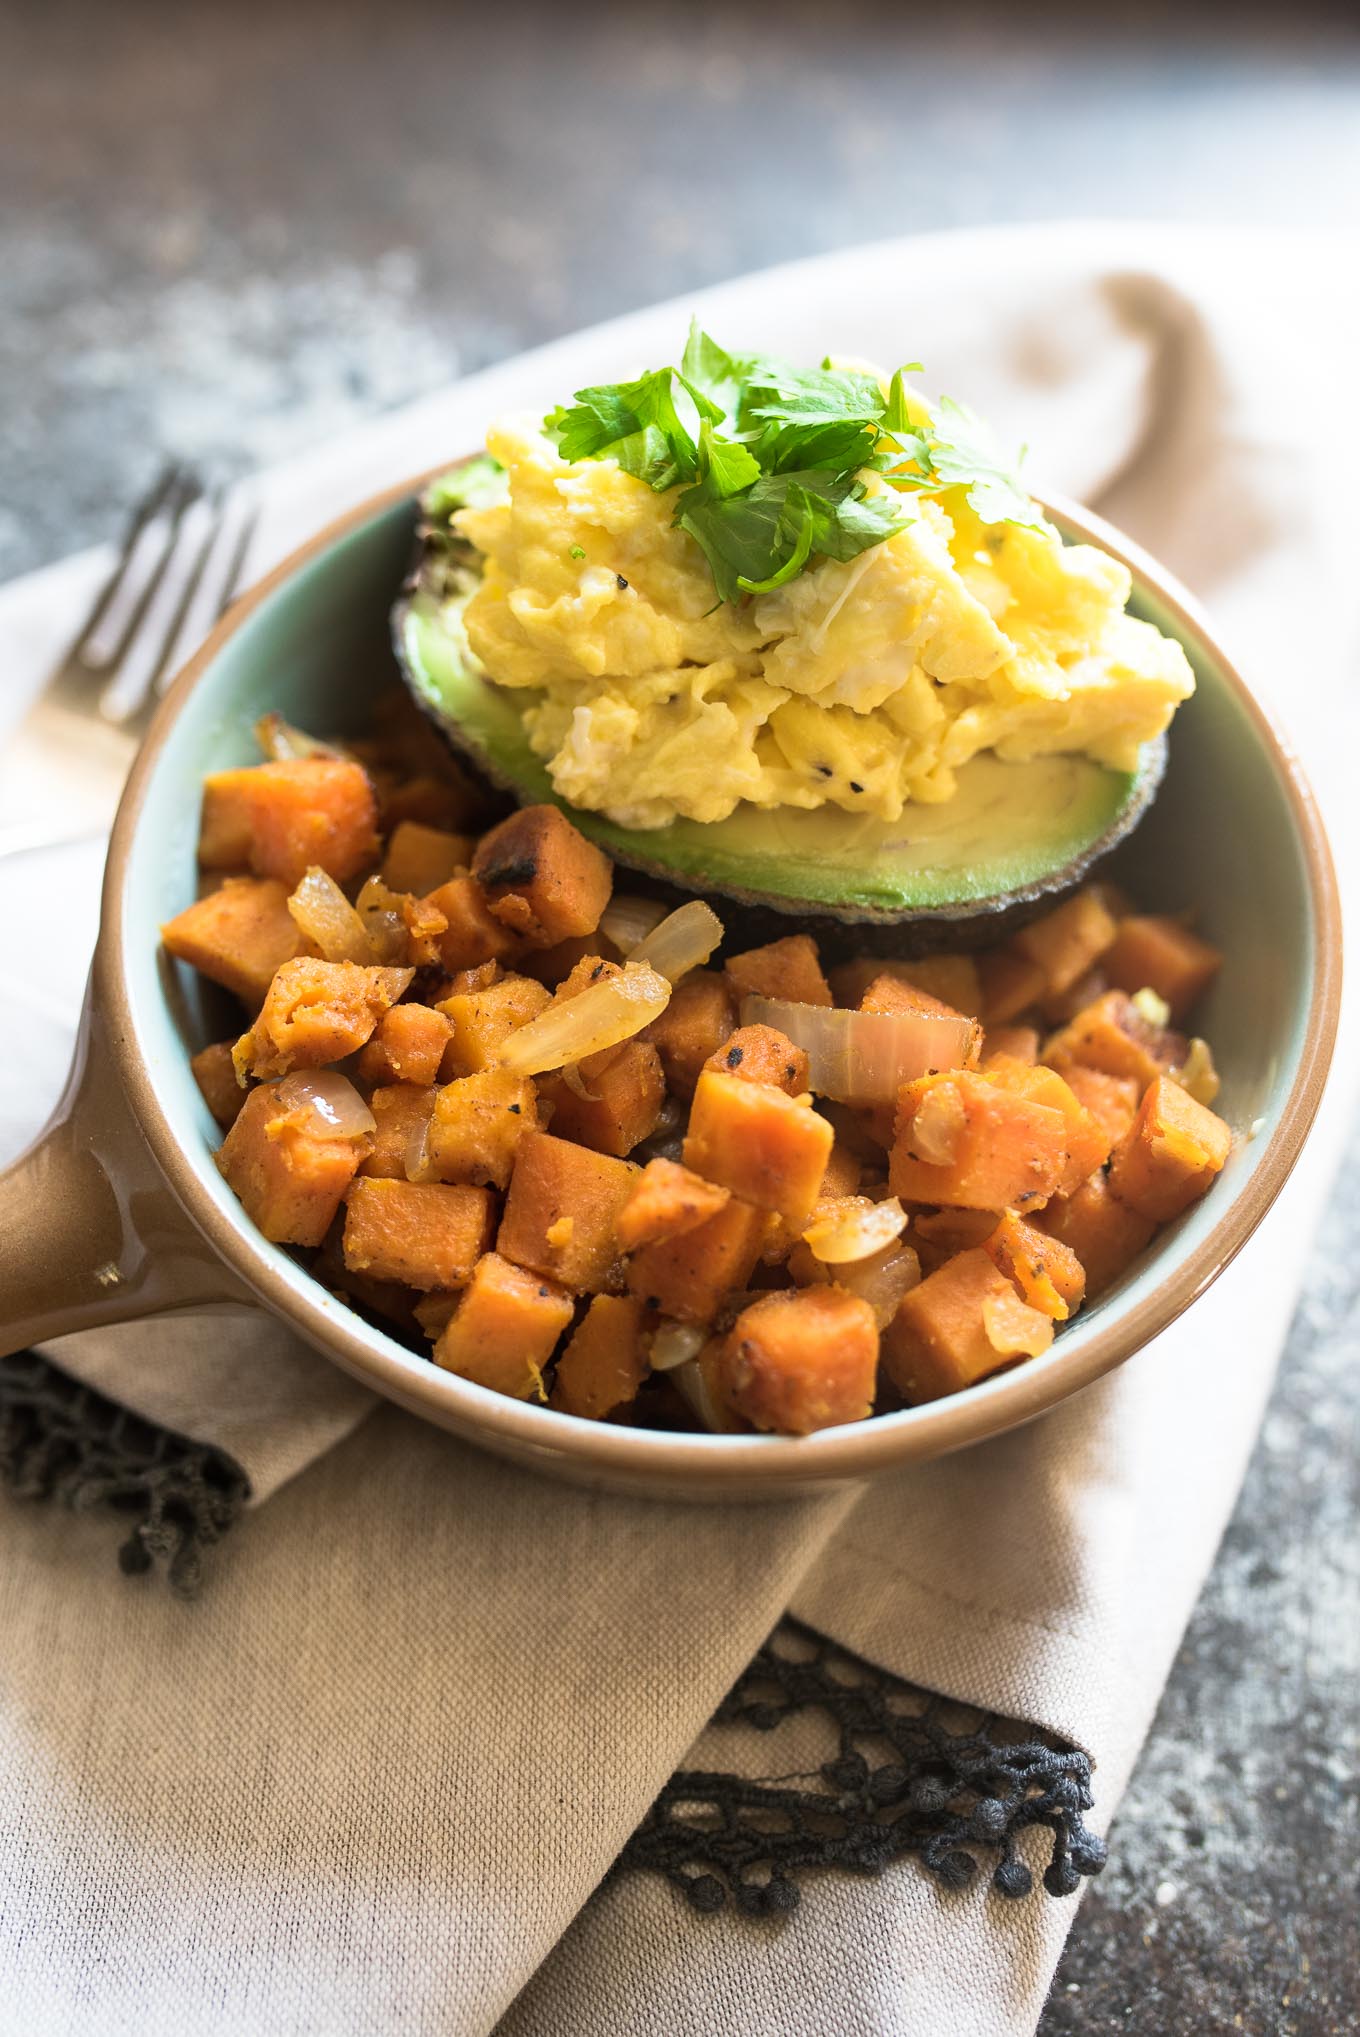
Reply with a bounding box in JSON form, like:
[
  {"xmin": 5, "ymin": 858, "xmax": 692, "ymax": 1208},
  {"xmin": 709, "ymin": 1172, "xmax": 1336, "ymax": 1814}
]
[{"xmin": 0, "ymin": 479, "xmax": 1340, "ymax": 1500}]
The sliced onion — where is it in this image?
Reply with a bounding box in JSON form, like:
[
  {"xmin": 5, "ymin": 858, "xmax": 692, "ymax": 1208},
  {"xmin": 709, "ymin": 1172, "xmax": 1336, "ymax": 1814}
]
[
  {"xmin": 255, "ymin": 712, "xmax": 348, "ymax": 762},
  {"xmin": 288, "ymin": 867, "xmax": 373, "ymax": 963},
  {"xmin": 1131, "ymin": 986, "xmax": 1172, "ymax": 1031},
  {"xmin": 833, "ymin": 1241, "xmax": 921, "ymax": 1328},
  {"xmin": 599, "ymin": 894, "xmax": 669, "ymax": 955},
  {"xmin": 670, "ymin": 1357, "xmax": 732, "ymax": 1432},
  {"xmin": 276, "ymin": 1070, "xmax": 375, "ymax": 1141},
  {"xmin": 740, "ymin": 994, "xmax": 973, "ymax": 1105},
  {"xmin": 558, "ymin": 1060, "xmax": 600, "ymax": 1101},
  {"xmin": 906, "ymin": 1083, "xmax": 967, "ymax": 1165},
  {"xmin": 649, "ymin": 1320, "xmax": 707, "ymax": 1372},
  {"xmin": 1175, "ymin": 1036, "xmax": 1221, "ymax": 1107},
  {"xmin": 803, "ymin": 1195, "xmax": 907, "ymax": 1264},
  {"xmin": 630, "ymin": 900, "xmax": 724, "ymax": 983},
  {"xmin": 982, "ymin": 1288, "xmax": 1053, "ymax": 1358},
  {"xmin": 404, "ymin": 1099, "xmax": 438, "ymax": 1183},
  {"xmin": 354, "ymin": 875, "xmax": 410, "ymax": 964},
  {"xmin": 498, "ymin": 961, "xmax": 671, "ymax": 1075}
]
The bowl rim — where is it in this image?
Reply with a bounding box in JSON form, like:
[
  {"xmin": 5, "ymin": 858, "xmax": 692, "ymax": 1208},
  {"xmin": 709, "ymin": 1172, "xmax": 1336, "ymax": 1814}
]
[{"xmin": 98, "ymin": 471, "xmax": 1344, "ymax": 1486}]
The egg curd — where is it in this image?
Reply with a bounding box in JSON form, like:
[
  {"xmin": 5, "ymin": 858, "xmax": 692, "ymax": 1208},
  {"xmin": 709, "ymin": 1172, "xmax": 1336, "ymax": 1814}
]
[{"xmin": 454, "ymin": 414, "xmax": 1194, "ymax": 833}]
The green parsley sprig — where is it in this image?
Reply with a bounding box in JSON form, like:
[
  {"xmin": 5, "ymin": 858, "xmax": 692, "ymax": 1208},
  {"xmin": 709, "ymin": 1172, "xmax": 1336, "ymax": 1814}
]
[{"xmin": 543, "ymin": 324, "xmax": 1042, "ymax": 603}]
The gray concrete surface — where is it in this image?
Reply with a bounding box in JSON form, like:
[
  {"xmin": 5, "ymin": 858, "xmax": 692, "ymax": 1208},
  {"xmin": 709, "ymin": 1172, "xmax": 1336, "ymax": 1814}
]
[{"xmin": 3, "ymin": 3, "xmax": 1358, "ymax": 2029}]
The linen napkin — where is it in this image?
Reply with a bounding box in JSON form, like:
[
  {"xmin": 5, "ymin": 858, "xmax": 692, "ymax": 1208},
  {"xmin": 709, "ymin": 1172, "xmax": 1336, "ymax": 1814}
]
[{"xmin": 1, "ymin": 222, "xmax": 1355, "ymax": 2037}]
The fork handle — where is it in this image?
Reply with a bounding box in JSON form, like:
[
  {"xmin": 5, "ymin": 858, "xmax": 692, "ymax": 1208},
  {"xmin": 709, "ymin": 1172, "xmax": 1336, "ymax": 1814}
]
[{"xmin": 0, "ymin": 993, "xmax": 248, "ymax": 1358}]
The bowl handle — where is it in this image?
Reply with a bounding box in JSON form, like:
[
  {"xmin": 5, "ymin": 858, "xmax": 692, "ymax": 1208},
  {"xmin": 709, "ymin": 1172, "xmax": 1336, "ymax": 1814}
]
[{"xmin": 0, "ymin": 991, "xmax": 250, "ymax": 1360}]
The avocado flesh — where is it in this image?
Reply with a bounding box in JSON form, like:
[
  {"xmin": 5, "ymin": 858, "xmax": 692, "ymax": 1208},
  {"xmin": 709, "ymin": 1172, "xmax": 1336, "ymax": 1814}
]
[{"xmin": 395, "ymin": 576, "xmax": 1164, "ymax": 926}]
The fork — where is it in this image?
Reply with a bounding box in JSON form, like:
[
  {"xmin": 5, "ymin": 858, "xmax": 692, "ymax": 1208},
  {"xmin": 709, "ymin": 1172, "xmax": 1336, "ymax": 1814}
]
[{"xmin": 0, "ymin": 467, "xmax": 259, "ymax": 859}]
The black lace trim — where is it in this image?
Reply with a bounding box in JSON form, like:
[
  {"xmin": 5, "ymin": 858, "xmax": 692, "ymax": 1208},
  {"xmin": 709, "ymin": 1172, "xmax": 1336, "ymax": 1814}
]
[
  {"xmin": 615, "ymin": 1619, "xmax": 1106, "ymax": 1915},
  {"xmin": 0, "ymin": 1348, "xmax": 248, "ymax": 1597}
]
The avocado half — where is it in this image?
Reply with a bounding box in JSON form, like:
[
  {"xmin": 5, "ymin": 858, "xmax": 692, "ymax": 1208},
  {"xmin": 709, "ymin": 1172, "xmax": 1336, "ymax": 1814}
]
[{"xmin": 393, "ymin": 474, "xmax": 1166, "ymax": 929}]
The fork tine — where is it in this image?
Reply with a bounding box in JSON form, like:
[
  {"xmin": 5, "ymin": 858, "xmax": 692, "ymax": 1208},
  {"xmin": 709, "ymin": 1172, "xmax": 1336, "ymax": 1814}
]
[
  {"xmin": 72, "ymin": 462, "xmax": 186, "ymax": 661},
  {"xmin": 98, "ymin": 492, "xmax": 222, "ymax": 724},
  {"xmin": 82, "ymin": 468, "xmax": 199, "ymax": 671},
  {"xmin": 155, "ymin": 485, "xmax": 260, "ymax": 695}
]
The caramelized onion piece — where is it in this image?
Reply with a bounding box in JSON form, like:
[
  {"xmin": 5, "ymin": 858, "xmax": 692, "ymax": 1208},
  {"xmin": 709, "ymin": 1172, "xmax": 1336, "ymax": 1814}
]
[
  {"xmin": 833, "ymin": 1241, "xmax": 921, "ymax": 1328},
  {"xmin": 740, "ymin": 994, "xmax": 974, "ymax": 1105},
  {"xmin": 498, "ymin": 962, "xmax": 671, "ymax": 1075},
  {"xmin": 599, "ymin": 894, "xmax": 669, "ymax": 955},
  {"xmin": 275, "ymin": 1070, "xmax": 375, "ymax": 1141},
  {"xmin": 354, "ymin": 875, "xmax": 409, "ymax": 965},
  {"xmin": 670, "ymin": 1357, "xmax": 729, "ymax": 1432},
  {"xmin": 287, "ymin": 867, "xmax": 374, "ymax": 964},
  {"xmin": 254, "ymin": 712, "xmax": 349, "ymax": 762},
  {"xmin": 803, "ymin": 1196, "xmax": 907, "ymax": 1264},
  {"xmin": 649, "ymin": 1321, "xmax": 707, "ymax": 1373},
  {"xmin": 630, "ymin": 901, "xmax": 724, "ymax": 984}
]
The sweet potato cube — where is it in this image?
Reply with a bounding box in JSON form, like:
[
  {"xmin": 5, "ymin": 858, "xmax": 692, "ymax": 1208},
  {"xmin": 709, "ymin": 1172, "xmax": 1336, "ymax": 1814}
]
[
  {"xmin": 424, "ymin": 874, "xmax": 521, "ymax": 973},
  {"xmin": 215, "ymin": 1081, "xmax": 367, "ymax": 1246},
  {"xmin": 1042, "ymin": 966, "xmax": 1109, "ymax": 1027},
  {"xmin": 342, "ymin": 1177, "xmax": 495, "ymax": 1290},
  {"xmin": 234, "ymin": 959, "xmax": 413, "ymax": 1080},
  {"xmin": 381, "ymin": 820, "xmax": 473, "ymax": 897},
  {"xmin": 519, "ymin": 930, "xmax": 623, "ymax": 988},
  {"xmin": 983, "ymin": 1209, "xmax": 1086, "ymax": 1322},
  {"xmin": 859, "ymin": 972, "xmax": 982, "ymax": 1063},
  {"xmin": 982, "ymin": 1055, "xmax": 1110, "ymax": 1196},
  {"xmin": 759, "ymin": 1135, "xmax": 864, "ymax": 1265},
  {"xmin": 713, "ymin": 1287, "xmax": 878, "ymax": 1435},
  {"xmin": 427, "ymin": 1069, "xmax": 541, "ymax": 1188},
  {"xmin": 382, "ymin": 773, "xmax": 477, "ymax": 834},
  {"xmin": 910, "ymin": 1204, "xmax": 1000, "ymax": 1275},
  {"xmin": 355, "ymin": 1003, "xmax": 452, "ymax": 1088},
  {"xmin": 550, "ymin": 1294, "xmax": 649, "ymax": 1420},
  {"xmin": 1102, "ymin": 915, "xmax": 1222, "ymax": 1022},
  {"xmin": 615, "ymin": 1158, "xmax": 731, "ymax": 1252},
  {"xmin": 976, "ymin": 945, "xmax": 1047, "ymax": 1026},
  {"xmin": 497, "ymin": 1129, "xmax": 638, "ymax": 1293},
  {"xmin": 683, "ymin": 1068, "xmax": 834, "ymax": 1228},
  {"xmin": 438, "ymin": 972, "xmax": 552, "ymax": 1076},
  {"xmin": 626, "ymin": 1197, "xmax": 769, "ymax": 1323},
  {"xmin": 1107, "ymin": 1075, "xmax": 1231, "ymax": 1223},
  {"xmin": 359, "ymin": 1082, "xmax": 437, "ymax": 1179},
  {"xmin": 725, "ymin": 934, "xmax": 832, "ymax": 1008},
  {"xmin": 890, "ymin": 1070, "xmax": 1068, "ymax": 1212},
  {"xmin": 1044, "ymin": 990, "xmax": 1185, "ymax": 1091},
  {"xmin": 827, "ymin": 955, "xmax": 982, "ymax": 1015},
  {"xmin": 162, "ymin": 878, "xmax": 304, "ymax": 1006},
  {"xmin": 1013, "ymin": 887, "xmax": 1119, "ymax": 998},
  {"xmin": 433, "ymin": 1251, "xmax": 574, "ymax": 1400},
  {"xmin": 1037, "ymin": 1171, "xmax": 1155, "ymax": 1297},
  {"xmin": 191, "ymin": 1041, "xmax": 246, "ymax": 1128},
  {"xmin": 537, "ymin": 1040, "xmax": 667, "ymax": 1157},
  {"xmin": 1060, "ymin": 1064, "xmax": 1142, "ymax": 1149},
  {"xmin": 981, "ymin": 1025, "xmax": 1040, "ymax": 1067},
  {"xmin": 881, "ymin": 1247, "xmax": 1053, "ymax": 1404},
  {"xmin": 703, "ymin": 1023, "xmax": 810, "ymax": 1096},
  {"xmin": 199, "ymin": 759, "xmax": 379, "ymax": 888},
  {"xmin": 472, "ymin": 803, "xmax": 613, "ymax": 946},
  {"xmin": 643, "ymin": 969, "xmax": 736, "ymax": 1098}
]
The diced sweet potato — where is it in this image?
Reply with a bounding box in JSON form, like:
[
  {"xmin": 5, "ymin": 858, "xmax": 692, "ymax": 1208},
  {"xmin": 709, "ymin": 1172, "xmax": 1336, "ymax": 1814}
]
[
  {"xmin": 1102, "ymin": 915, "xmax": 1222, "ymax": 1022},
  {"xmin": 437, "ymin": 961, "xmax": 502, "ymax": 999},
  {"xmin": 380, "ymin": 820, "xmax": 473, "ymax": 896},
  {"xmin": 1013, "ymin": 887, "xmax": 1119, "ymax": 997},
  {"xmin": 881, "ymin": 1247, "xmax": 1053, "ymax": 1404},
  {"xmin": 394, "ymin": 891, "xmax": 452, "ymax": 969},
  {"xmin": 355, "ymin": 1003, "xmax": 452, "ymax": 1088},
  {"xmin": 910, "ymin": 1205, "xmax": 1000, "ymax": 1275},
  {"xmin": 683, "ymin": 1068, "xmax": 834, "ymax": 1228},
  {"xmin": 643, "ymin": 969, "xmax": 736, "ymax": 1098},
  {"xmin": 412, "ymin": 1289, "xmax": 461, "ymax": 1340},
  {"xmin": 859, "ymin": 972, "xmax": 983, "ymax": 1063},
  {"xmin": 215, "ymin": 1081, "xmax": 367, "ymax": 1246},
  {"xmin": 358, "ymin": 1082, "xmax": 437, "ymax": 1179},
  {"xmin": 713, "ymin": 1287, "xmax": 878, "ymax": 1434},
  {"xmin": 161, "ymin": 878, "xmax": 304, "ymax": 1006},
  {"xmin": 976, "ymin": 945, "xmax": 1047, "ymax": 1026},
  {"xmin": 497, "ymin": 1129, "xmax": 639, "ymax": 1293},
  {"xmin": 703, "ymin": 1023, "xmax": 810, "ymax": 1096},
  {"xmin": 1061, "ymin": 1064, "xmax": 1142, "ymax": 1149},
  {"xmin": 981, "ymin": 1054, "xmax": 1110, "ymax": 1196},
  {"xmin": 626, "ymin": 1197, "xmax": 769, "ymax": 1323},
  {"xmin": 890, "ymin": 1070, "xmax": 1068, "ymax": 1212},
  {"xmin": 427, "ymin": 1069, "xmax": 541, "ymax": 1188},
  {"xmin": 1037, "ymin": 1171, "xmax": 1155, "ymax": 1297},
  {"xmin": 615, "ymin": 1158, "xmax": 731, "ymax": 1252},
  {"xmin": 1107, "ymin": 1075, "xmax": 1232, "ymax": 1223},
  {"xmin": 424, "ymin": 874, "xmax": 521, "ymax": 973},
  {"xmin": 1042, "ymin": 966, "xmax": 1109, "ymax": 1027},
  {"xmin": 981, "ymin": 1025, "xmax": 1040, "ymax": 1067},
  {"xmin": 551, "ymin": 951, "xmax": 623, "ymax": 1002},
  {"xmin": 1044, "ymin": 990, "xmax": 1186, "ymax": 1091},
  {"xmin": 433, "ymin": 1251, "xmax": 574, "ymax": 1400},
  {"xmin": 827, "ymin": 954, "xmax": 982, "ymax": 1016},
  {"xmin": 438, "ymin": 972, "xmax": 552, "ymax": 1076},
  {"xmin": 760, "ymin": 1133, "xmax": 864, "ymax": 1266},
  {"xmin": 199, "ymin": 759, "xmax": 379, "ymax": 888},
  {"xmin": 342, "ymin": 1177, "xmax": 496, "ymax": 1290},
  {"xmin": 982, "ymin": 1209, "xmax": 1086, "ymax": 1322},
  {"xmin": 382, "ymin": 774, "xmax": 476, "ymax": 834},
  {"xmin": 472, "ymin": 803, "xmax": 613, "ymax": 946},
  {"xmin": 518, "ymin": 930, "xmax": 623, "ymax": 988},
  {"xmin": 549, "ymin": 1294, "xmax": 649, "ymax": 1420},
  {"xmin": 191, "ymin": 1041, "xmax": 246, "ymax": 1128},
  {"xmin": 538, "ymin": 1041, "xmax": 667, "ymax": 1157},
  {"xmin": 234, "ymin": 959, "xmax": 413, "ymax": 1080},
  {"xmin": 725, "ymin": 934, "xmax": 832, "ymax": 1008}
]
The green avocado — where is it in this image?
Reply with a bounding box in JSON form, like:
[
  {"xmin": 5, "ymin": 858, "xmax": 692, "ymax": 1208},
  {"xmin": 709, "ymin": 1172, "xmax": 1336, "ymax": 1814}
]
[{"xmin": 392, "ymin": 469, "xmax": 1165, "ymax": 927}]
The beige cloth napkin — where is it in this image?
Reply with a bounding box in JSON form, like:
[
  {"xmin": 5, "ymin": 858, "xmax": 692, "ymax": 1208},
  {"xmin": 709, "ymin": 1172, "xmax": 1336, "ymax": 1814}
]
[{"xmin": 1, "ymin": 223, "xmax": 1356, "ymax": 2037}]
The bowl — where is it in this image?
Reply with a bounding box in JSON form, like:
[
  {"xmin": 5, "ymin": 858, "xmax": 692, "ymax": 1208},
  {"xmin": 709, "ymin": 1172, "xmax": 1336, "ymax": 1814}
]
[{"xmin": 0, "ymin": 475, "xmax": 1340, "ymax": 1501}]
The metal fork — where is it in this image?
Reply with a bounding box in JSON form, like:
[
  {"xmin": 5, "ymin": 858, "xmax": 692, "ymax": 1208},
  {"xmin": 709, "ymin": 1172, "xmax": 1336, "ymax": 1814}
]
[{"xmin": 0, "ymin": 467, "xmax": 259, "ymax": 859}]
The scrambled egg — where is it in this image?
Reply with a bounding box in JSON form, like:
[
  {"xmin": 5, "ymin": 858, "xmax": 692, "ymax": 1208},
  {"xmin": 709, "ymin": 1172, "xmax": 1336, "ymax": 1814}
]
[{"xmin": 455, "ymin": 415, "xmax": 1194, "ymax": 831}]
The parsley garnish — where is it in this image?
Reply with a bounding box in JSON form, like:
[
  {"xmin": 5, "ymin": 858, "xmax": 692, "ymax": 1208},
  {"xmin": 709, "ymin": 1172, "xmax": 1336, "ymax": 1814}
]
[{"xmin": 544, "ymin": 324, "xmax": 1042, "ymax": 602}]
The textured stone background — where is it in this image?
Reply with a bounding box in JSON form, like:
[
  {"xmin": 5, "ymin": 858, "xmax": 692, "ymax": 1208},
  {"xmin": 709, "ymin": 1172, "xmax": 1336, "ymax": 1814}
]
[{"xmin": 3, "ymin": 3, "xmax": 1357, "ymax": 2029}]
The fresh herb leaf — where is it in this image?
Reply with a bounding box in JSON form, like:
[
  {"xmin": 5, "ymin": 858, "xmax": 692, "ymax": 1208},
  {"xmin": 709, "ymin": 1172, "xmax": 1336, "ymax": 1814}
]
[
  {"xmin": 676, "ymin": 469, "xmax": 909, "ymax": 601},
  {"xmin": 743, "ymin": 362, "xmax": 885, "ymax": 432},
  {"xmin": 925, "ymin": 397, "xmax": 1045, "ymax": 529}
]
